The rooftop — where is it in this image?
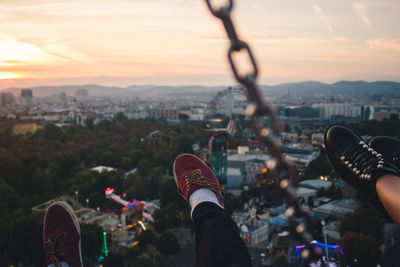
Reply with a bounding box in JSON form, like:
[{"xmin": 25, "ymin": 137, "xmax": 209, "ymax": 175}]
[
  {"xmin": 296, "ymin": 187, "xmax": 317, "ymax": 197},
  {"xmin": 91, "ymin": 166, "xmax": 116, "ymax": 173},
  {"xmin": 228, "ymin": 153, "xmax": 271, "ymax": 163},
  {"xmin": 299, "ymin": 179, "xmax": 332, "ymax": 190},
  {"xmin": 313, "ymin": 199, "xmax": 361, "ymax": 217},
  {"xmin": 227, "ymin": 167, "xmax": 241, "ymax": 176}
]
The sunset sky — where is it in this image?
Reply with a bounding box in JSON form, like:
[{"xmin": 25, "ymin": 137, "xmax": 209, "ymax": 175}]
[{"xmin": 0, "ymin": 0, "xmax": 399, "ymax": 88}]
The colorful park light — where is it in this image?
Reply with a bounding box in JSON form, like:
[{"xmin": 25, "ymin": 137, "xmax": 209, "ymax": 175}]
[
  {"xmin": 293, "ymin": 240, "xmax": 344, "ymax": 261},
  {"xmin": 102, "ymin": 231, "xmax": 108, "ymax": 257},
  {"xmin": 130, "ymin": 241, "xmax": 139, "ymax": 248},
  {"xmin": 125, "ymin": 199, "xmax": 141, "ymax": 209},
  {"xmin": 138, "ymin": 221, "xmax": 147, "ymax": 230},
  {"xmin": 105, "ymin": 188, "xmax": 114, "ymax": 195}
]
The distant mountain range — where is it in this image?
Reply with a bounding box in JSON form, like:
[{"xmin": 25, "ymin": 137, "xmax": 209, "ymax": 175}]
[
  {"xmin": 0, "ymin": 84, "xmax": 225, "ymax": 99},
  {"xmin": 261, "ymin": 81, "xmax": 400, "ymax": 97},
  {"xmin": 1, "ymin": 81, "xmax": 399, "ymax": 99}
]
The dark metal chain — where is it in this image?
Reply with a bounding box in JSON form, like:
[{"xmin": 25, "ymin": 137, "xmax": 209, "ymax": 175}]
[{"xmin": 204, "ymin": 0, "xmax": 319, "ymax": 263}]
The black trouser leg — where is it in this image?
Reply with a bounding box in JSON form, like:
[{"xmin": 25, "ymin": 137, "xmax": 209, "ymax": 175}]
[{"xmin": 192, "ymin": 202, "xmax": 253, "ymax": 267}]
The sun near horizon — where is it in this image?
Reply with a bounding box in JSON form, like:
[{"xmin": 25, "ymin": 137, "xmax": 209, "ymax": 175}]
[
  {"xmin": 0, "ymin": 0, "xmax": 399, "ymax": 88},
  {"xmin": 0, "ymin": 73, "xmax": 19, "ymax": 79}
]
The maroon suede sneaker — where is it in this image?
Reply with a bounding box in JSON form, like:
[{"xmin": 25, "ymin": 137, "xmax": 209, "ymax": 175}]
[
  {"xmin": 43, "ymin": 201, "xmax": 83, "ymax": 267},
  {"xmin": 173, "ymin": 153, "xmax": 225, "ymax": 207}
]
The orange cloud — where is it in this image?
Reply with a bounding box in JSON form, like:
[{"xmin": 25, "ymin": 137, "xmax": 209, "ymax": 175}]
[
  {"xmin": 312, "ymin": 4, "xmax": 333, "ymax": 33},
  {"xmin": 367, "ymin": 38, "xmax": 400, "ymax": 52},
  {"xmin": 353, "ymin": 3, "xmax": 371, "ymax": 25},
  {"xmin": 0, "ymin": 34, "xmax": 91, "ymax": 67},
  {"xmin": 0, "ymin": 34, "xmax": 61, "ymax": 64}
]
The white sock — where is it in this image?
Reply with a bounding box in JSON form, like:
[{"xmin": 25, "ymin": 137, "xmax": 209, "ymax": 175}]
[{"xmin": 189, "ymin": 188, "xmax": 224, "ymax": 218}]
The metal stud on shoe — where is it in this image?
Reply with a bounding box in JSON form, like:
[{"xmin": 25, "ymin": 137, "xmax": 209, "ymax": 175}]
[
  {"xmin": 342, "ymin": 148, "xmax": 382, "ymax": 181},
  {"xmin": 325, "ymin": 127, "xmax": 400, "ymax": 222}
]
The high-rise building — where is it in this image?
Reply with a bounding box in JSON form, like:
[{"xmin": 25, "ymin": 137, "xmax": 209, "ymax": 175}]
[
  {"xmin": 365, "ymin": 105, "xmax": 400, "ymax": 121},
  {"xmin": 59, "ymin": 92, "xmax": 67, "ymax": 104},
  {"xmin": 75, "ymin": 89, "xmax": 89, "ymax": 99},
  {"xmin": 21, "ymin": 89, "xmax": 33, "ymax": 107},
  {"xmin": 312, "ymin": 103, "xmax": 361, "ymax": 120},
  {"xmin": 1, "ymin": 92, "xmax": 15, "ymax": 106}
]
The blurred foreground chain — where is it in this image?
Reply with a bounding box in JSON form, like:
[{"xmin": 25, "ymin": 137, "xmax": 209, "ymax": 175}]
[{"xmin": 204, "ymin": 0, "xmax": 320, "ymax": 263}]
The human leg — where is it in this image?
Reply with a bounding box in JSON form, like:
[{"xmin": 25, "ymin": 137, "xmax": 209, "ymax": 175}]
[
  {"xmin": 173, "ymin": 154, "xmax": 252, "ymax": 267},
  {"xmin": 43, "ymin": 201, "xmax": 83, "ymax": 267},
  {"xmin": 369, "ymin": 136, "xmax": 400, "ymax": 225},
  {"xmin": 192, "ymin": 202, "xmax": 252, "ymax": 267},
  {"xmin": 376, "ymin": 174, "xmax": 400, "ymax": 225}
]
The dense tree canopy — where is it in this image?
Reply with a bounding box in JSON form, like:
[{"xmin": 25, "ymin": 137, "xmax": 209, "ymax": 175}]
[
  {"xmin": 340, "ymin": 208, "xmax": 384, "ymax": 243},
  {"xmin": 155, "ymin": 230, "xmax": 180, "ymax": 256},
  {"xmin": 341, "ymin": 232, "xmax": 382, "ymax": 267},
  {"xmin": 0, "ymin": 118, "xmax": 206, "ymax": 266},
  {"xmin": 132, "ymin": 253, "xmax": 157, "ymax": 267},
  {"xmin": 340, "ymin": 208, "xmax": 384, "ymax": 266},
  {"xmin": 302, "ymin": 149, "xmax": 332, "ymax": 180}
]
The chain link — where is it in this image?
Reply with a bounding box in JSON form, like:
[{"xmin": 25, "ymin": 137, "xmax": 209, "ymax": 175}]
[{"xmin": 204, "ymin": 0, "xmax": 320, "ymax": 263}]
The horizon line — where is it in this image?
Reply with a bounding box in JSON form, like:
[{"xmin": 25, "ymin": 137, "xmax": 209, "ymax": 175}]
[{"xmin": 1, "ymin": 79, "xmax": 400, "ymax": 92}]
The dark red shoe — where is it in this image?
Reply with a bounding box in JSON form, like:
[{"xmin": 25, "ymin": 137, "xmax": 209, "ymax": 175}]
[
  {"xmin": 43, "ymin": 201, "xmax": 83, "ymax": 267},
  {"xmin": 173, "ymin": 153, "xmax": 225, "ymax": 207}
]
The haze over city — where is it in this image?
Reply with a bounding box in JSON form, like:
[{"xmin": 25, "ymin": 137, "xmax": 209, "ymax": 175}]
[{"xmin": 0, "ymin": 0, "xmax": 399, "ymax": 89}]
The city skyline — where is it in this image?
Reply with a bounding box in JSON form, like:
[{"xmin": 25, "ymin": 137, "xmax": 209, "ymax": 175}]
[{"xmin": 0, "ymin": 0, "xmax": 399, "ymax": 89}]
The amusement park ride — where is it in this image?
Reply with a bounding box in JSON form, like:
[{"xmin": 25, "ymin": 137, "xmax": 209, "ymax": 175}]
[
  {"xmin": 293, "ymin": 240, "xmax": 343, "ymax": 266},
  {"xmin": 205, "ymin": 128, "xmax": 228, "ymax": 182},
  {"xmin": 208, "ymin": 86, "xmax": 248, "ymax": 118},
  {"xmin": 205, "ymin": 87, "xmax": 252, "ymax": 183},
  {"xmin": 104, "ymin": 187, "xmax": 154, "ymax": 223},
  {"xmin": 237, "ymin": 197, "xmax": 265, "ymax": 245},
  {"xmin": 97, "ymin": 188, "xmax": 155, "ymax": 263}
]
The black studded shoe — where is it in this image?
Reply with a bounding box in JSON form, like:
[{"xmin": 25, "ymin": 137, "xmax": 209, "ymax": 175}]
[
  {"xmin": 324, "ymin": 125, "xmax": 400, "ymax": 221},
  {"xmin": 369, "ymin": 136, "xmax": 400, "ymax": 169}
]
